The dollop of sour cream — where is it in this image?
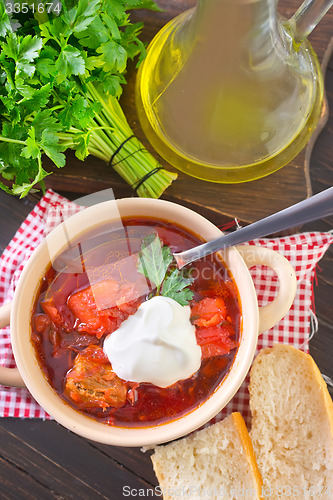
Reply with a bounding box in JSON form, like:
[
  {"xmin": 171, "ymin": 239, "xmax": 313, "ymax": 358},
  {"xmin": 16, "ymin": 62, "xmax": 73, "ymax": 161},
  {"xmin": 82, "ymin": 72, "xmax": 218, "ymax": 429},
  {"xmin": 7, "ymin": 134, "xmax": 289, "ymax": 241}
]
[{"xmin": 103, "ymin": 296, "xmax": 201, "ymax": 388}]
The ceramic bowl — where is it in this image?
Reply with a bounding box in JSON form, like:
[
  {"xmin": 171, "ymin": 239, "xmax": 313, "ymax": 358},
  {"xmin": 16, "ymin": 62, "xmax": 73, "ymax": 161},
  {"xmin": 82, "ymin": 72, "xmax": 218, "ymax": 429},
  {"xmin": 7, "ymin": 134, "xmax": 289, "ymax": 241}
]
[{"xmin": 0, "ymin": 198, "xmax": 297, "ymax": 446}]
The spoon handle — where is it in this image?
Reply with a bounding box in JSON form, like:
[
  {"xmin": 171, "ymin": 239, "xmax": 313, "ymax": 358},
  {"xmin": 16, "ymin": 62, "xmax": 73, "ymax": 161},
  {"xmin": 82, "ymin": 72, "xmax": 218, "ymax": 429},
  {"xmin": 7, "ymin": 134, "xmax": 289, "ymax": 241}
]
[{"xmin": 174, "ymin": 187, "xmax": 333, "ymax": 268}]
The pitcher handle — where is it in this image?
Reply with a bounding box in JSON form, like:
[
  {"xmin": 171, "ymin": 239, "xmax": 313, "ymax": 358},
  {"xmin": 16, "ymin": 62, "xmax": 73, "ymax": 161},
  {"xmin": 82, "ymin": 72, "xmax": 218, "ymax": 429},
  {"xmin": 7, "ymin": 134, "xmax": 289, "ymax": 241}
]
[
  {"xmin": 0, "ymin": 302, "xmax": 26, "ymax": 388},
  {"xmin": 236, "ymin": 245, "xmax": 297, "ymax": 335},
  {"xmin": 288, "ymin": 0, "xmax": 333, "ymax": 45}
]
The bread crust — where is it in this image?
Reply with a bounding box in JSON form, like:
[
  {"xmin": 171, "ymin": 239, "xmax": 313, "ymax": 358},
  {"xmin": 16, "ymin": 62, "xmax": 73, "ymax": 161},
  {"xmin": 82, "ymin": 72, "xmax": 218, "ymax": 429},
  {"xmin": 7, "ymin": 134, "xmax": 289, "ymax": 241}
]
[{"xmin": 232, "ymin": 412, "xmax": 263, "ymax": 499}]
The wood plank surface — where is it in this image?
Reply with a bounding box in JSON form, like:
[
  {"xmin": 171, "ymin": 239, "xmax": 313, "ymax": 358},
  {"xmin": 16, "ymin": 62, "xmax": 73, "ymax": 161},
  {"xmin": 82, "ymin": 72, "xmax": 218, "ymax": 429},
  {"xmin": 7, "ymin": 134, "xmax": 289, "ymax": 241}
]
[{"xmin": 0, "ymin": 420, "xmax": 159, "ymax": 499}]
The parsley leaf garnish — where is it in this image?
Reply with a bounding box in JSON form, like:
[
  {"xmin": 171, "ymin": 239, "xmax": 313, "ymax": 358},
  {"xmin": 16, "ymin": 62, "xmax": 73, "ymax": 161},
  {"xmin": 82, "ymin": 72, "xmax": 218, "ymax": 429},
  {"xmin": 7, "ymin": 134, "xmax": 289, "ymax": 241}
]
[
  {"xmin": 137, "ymin": 234, "xmax": 173, "ymax": 292},
  {"xmin": 138, "ymin": 234, "xmax": 194, "ymax": 306},
  {"xmin": 161, "ymin": 268, "xmax": 194, "ymax": 306}
]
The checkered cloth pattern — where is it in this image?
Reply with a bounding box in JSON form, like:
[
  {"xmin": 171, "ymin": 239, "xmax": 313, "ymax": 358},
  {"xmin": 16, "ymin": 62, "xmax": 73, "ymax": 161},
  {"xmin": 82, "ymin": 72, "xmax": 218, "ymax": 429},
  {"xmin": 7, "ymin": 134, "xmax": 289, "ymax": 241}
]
[{"xmin": 0, "ymin": 189, "xmax": 332, "ymax": 423}]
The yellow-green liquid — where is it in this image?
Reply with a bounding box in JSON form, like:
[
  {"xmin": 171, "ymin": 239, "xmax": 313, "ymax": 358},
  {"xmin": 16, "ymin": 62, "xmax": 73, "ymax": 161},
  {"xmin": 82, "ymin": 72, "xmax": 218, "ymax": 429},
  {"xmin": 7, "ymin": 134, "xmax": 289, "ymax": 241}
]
[{"xmin": 136, "ymin": 4, "xmax": 324, "ymax": 183}]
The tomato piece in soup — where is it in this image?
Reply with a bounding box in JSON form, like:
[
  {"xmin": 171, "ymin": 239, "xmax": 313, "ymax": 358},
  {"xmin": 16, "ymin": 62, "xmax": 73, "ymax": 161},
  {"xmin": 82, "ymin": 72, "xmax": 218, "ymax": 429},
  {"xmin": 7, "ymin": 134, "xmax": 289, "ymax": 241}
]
[
  {"xmin": 195, "ymin": 323, "xmax": 237, "ymax": 359},
  {"xmin": 41, "ymin": 301, "xmax": 63, "ymax": 328},
  {"xmin": 191, "ymin": 297, "xmax": 227, "ymax": 327},
  {"xmin": 67, "ymin": 280, "xmax": 142, "ymax": 338},
  {"xmin": 41, "ymin": 298, "xmax": 76, "ymax": 333}
]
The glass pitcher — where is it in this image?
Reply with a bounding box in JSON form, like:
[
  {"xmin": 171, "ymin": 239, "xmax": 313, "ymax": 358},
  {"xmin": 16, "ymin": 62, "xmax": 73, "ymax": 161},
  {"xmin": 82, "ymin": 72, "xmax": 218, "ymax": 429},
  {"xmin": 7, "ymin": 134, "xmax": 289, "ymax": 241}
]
[{"xmin": 136, "ymin": 0, "xmax": 333, "ymax": 183}]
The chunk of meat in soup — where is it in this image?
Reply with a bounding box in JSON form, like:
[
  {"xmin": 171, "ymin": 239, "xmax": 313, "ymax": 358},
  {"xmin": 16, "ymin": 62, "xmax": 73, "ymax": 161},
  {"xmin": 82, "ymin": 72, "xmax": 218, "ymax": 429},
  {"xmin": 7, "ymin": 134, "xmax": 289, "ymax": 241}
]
[{"xmin": 65, "ymin": 345, "xmax": 127, "ymax": 410}]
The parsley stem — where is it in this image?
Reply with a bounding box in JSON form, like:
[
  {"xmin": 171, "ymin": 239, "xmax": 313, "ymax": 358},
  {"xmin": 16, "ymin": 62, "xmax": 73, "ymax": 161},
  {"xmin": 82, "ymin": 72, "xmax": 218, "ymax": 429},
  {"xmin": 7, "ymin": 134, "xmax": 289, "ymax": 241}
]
[
  {"xmin": 0, "ymin": 136, "xmax": 26, "ymax": 145},
  {"xmin": 63, "ymin": 82, "xmax": 178, "ymax": 198}
]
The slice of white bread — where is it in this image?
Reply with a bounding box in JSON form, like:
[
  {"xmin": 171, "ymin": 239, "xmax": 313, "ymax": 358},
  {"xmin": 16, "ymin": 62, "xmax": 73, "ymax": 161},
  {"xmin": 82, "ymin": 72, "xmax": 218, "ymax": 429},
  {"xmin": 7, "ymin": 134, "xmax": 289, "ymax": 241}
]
[
  {"xmin": 249, "ymin": 344, "xmax": 333, "ymax": 500},
  {"xmin": 151, "ymin": 412, "xmax": 263, "ymax": 500}
]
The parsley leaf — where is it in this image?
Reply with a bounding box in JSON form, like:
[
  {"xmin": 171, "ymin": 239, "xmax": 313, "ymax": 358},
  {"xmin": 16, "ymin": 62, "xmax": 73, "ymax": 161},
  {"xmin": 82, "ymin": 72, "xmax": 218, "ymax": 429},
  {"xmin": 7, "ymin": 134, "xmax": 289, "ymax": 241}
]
[
  {"xmin": 126, "ymin": 0, "xmax": 162, "ymax": 11},
  {"xmin": 137, "ymin": 234, "xmax": 194, "ymax": 306},
  {"xmin": 55, "ymin": 45, "xmax": 86, "ymax": 80},
  {"xmin": 138, "ymin": 234, "xmax": 173, "ymax": 291},
  {"xmin": 0, "ymin": 2, "xmax": 12, "ymax": 38},
  {"xmin": 162, "ymin": 268, "xmax": 194, "ymax": 306}
]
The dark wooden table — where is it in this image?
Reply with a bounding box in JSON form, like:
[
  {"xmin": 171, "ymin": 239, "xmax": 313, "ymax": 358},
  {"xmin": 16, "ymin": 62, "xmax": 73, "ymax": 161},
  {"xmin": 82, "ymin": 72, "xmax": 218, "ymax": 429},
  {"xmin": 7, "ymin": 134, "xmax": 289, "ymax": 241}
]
[{"xmin": 0, "ymin": 2, "xmax": 332, "ymax": 498}]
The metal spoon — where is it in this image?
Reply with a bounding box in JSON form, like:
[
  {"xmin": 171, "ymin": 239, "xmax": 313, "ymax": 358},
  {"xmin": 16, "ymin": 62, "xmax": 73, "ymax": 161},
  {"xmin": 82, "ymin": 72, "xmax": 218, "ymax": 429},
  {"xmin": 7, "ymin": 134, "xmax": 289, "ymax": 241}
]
[{"xmin": 174, "ymin": 187, "xmax": 333, "ymax": 269}]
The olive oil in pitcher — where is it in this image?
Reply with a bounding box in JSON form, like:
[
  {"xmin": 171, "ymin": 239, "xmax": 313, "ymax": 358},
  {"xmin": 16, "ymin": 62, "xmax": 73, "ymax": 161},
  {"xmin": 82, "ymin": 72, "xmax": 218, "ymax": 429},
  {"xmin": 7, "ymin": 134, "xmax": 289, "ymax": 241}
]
[{"xmin": 136, "ymin": 0, "xmax": 329, "ymax": 182}]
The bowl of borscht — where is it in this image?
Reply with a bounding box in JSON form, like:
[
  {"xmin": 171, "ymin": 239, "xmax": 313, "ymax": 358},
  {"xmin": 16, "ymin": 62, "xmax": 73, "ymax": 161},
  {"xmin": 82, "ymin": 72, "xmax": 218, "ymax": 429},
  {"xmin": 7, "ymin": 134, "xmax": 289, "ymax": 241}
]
[{"xmin": 0, "ymin": 198, "xmax": 297, "ymax": 446}]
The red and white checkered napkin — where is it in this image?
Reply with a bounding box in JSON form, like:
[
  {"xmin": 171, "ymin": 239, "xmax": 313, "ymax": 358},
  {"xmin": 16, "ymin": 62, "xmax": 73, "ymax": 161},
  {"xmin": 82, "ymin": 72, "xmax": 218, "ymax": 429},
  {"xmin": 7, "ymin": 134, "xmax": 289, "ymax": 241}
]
[{"xmin": 0, "ymin": 189, "xmax": 332, "ymax": 423}]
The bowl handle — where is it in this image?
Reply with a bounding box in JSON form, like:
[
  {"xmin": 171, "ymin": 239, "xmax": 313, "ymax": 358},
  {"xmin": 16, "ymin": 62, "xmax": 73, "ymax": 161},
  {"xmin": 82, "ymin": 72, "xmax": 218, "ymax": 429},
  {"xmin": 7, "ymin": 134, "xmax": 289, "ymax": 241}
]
[
  {"xmin": 0, "ymin": 302, "xmax": 26, "ymax": 388},
  {"xmin": 236, "ymin": 245, "xmax": 297, "ymax": 335}
]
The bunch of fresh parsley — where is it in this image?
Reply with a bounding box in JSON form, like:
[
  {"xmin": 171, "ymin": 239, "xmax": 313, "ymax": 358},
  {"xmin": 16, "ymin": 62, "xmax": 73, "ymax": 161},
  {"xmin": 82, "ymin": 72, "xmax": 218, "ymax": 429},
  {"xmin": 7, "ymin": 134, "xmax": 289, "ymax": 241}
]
[
  {"xmin": 0, "ymin": 0, "xmax": 177, "ymax": 197},
  {"xmin": 138, "ymin": 234, "xmax": 194, "ymax": 306}
]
